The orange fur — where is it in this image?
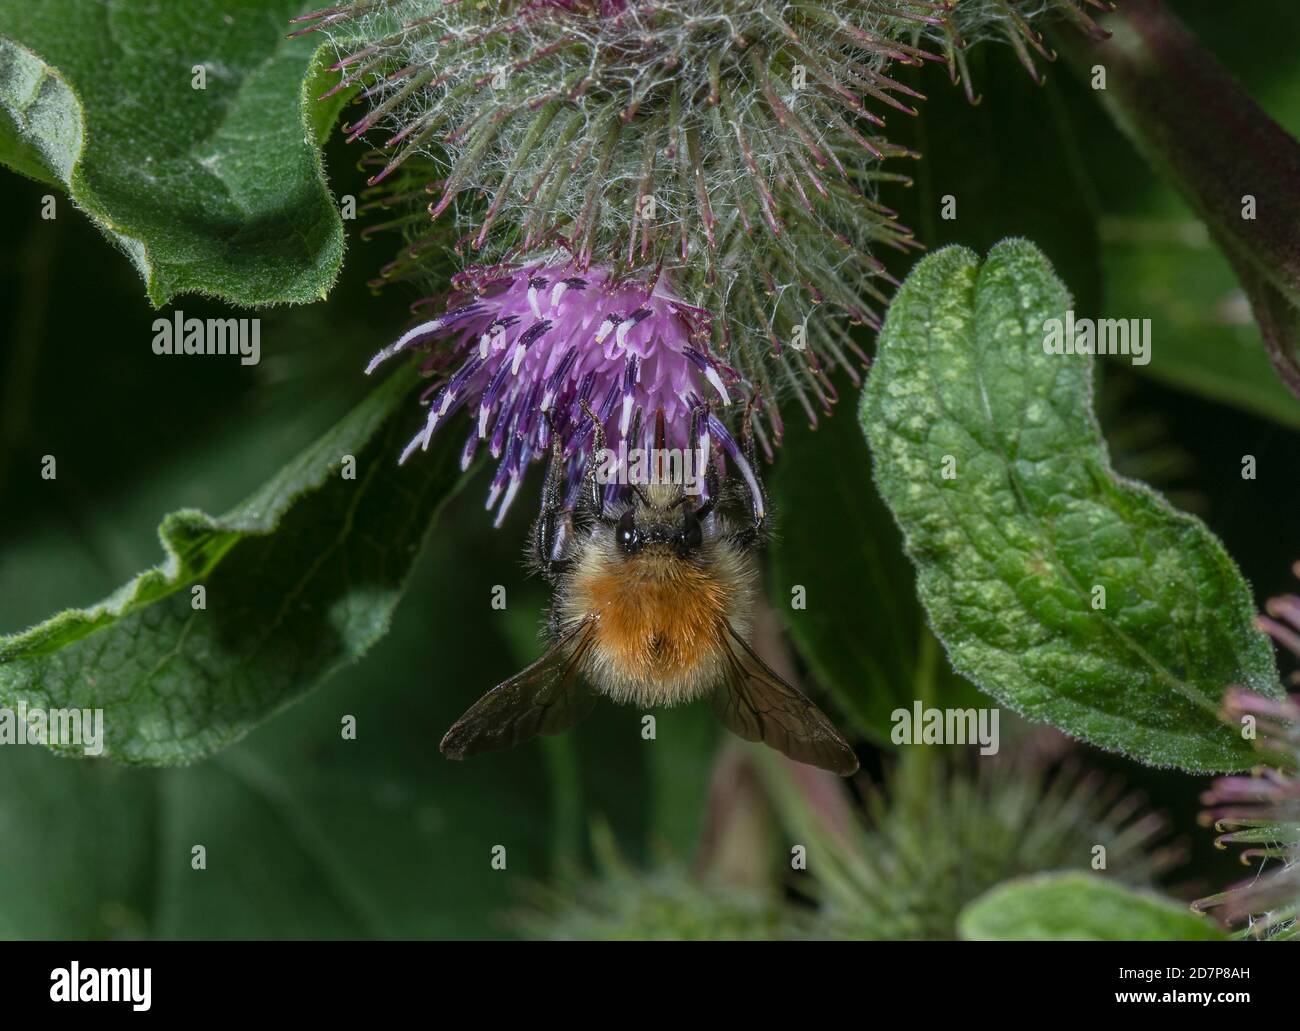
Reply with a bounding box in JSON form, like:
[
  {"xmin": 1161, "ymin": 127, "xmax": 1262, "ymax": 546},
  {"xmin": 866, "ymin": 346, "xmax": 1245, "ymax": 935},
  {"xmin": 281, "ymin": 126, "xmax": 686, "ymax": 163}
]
[
  {"xmin": 582, "ymin": 553, "xmax": 729, "ymax": 676},
  {"xmin": 566, "ymin": 544, "xmax": 743, "ymax": 705}
]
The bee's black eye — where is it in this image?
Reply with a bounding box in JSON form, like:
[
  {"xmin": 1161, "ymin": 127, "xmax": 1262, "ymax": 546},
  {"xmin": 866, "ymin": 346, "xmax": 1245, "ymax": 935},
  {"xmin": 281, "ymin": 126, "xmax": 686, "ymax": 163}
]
[
  {"xmin": 678, "ymin": 512, "xmax": 703, "ymax": 554},
  {"xmin": 616, "ymin": 508, "xmax": 639, "ymax": 554}
]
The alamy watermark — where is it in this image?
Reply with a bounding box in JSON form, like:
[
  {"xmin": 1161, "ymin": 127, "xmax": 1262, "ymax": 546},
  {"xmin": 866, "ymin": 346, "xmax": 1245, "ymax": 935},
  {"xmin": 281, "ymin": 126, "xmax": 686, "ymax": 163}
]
[
  {"xmin": 891, "ymin": 702, "xmax": 1000, "ymax": 755},
  {"xmin": 1042, "ymin": 310, "xmax": 1150, "ymax": 366},
  {"xmin": 0, "ymin": 702, "xmax": 103, "ymax": 756},
  {"xmin": 593, "ymin": 442, "xmax": 707, "ymax": 495},
  {"xmin": 152, "ymin": 310, "xmax": 261, "ymax": 365},
  {"xmin": 50, "ymin": 963, "xmax": 150, "ymax": 1011}
]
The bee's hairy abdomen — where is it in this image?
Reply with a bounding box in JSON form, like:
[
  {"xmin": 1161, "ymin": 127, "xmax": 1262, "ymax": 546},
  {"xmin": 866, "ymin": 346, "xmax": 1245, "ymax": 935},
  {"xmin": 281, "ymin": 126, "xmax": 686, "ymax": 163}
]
[{"xmin": 555, "ymin": 531, "xmax": 758, "ymax": 707}]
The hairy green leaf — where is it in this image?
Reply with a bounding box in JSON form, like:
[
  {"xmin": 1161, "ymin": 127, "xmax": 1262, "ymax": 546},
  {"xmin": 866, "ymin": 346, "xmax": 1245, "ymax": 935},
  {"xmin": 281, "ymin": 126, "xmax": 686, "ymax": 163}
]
[
  {"xmin": 0, "ymin": 367, "xmax": 463, "ymax": 764},
  {"xmin": 959, "ymin": 872, "xmax": 1228, "ymax": 941},
  {"xmin": 0, "ymin": 0, "xmax": 348, "ymax": 306},
  {"xmin": 861, "ymin": 240, "xmax": 1281, "ymax": 772}
]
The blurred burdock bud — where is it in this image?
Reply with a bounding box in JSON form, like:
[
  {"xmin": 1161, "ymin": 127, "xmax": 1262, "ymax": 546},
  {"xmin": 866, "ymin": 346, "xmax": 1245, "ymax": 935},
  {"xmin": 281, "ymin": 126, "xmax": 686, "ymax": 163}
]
[
  {"xmin": 292, "ymin": 0, "xmax": 1107, "ymax": 513},
  {"xmin": 516, "ymin": 821, "xmax": 801, "ymax": 941},
  {"xmin": 1195, "ymin": 571, "xmax": 1300, "ymax": 939},
  {"xmin": 522, "ymin": 750, "xmax": 1181, "ymax": 941},
  {"xmin": 759, "ymin": 752, "xmax": 1181, "ymax": 940}
]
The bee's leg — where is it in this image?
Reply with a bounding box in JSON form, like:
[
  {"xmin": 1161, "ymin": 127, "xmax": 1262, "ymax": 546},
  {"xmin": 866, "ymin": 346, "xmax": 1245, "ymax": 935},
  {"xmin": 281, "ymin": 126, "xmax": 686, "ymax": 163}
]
[
  {"xmin": 545, "ymin": 603, "xmax": 565, "ymax": 642},
  {"xmin": 728, "ymin": 399, "xmax": 770, "ymax": 550},
  {"xmin": 532, "ymin": 437, "xmax": 571, "ymax": 582},
  {"xmin": 691, "ymin": 404, "xmax": 722, "ymax": 521},
  {"xmin": 694, "ymin": 463, "xmax": 721, "ymax": 521},
  {"xmin": 575, "ymin": 399, "xmax": 617, "ymax": 530}
]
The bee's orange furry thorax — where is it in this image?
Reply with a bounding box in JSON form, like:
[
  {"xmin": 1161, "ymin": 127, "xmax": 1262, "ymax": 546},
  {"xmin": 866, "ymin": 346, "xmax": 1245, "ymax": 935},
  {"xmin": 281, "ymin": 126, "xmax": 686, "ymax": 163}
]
[{"xmin": 575, "ymin": 551, "xmax": 731, "ymax": 688}]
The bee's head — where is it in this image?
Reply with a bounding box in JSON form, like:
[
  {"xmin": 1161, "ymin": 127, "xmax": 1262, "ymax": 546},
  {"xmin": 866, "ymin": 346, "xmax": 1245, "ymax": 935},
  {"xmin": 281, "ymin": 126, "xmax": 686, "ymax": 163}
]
[{"xmin": 614, "ymin": 484, "xmax": 705, "ymax": 560}]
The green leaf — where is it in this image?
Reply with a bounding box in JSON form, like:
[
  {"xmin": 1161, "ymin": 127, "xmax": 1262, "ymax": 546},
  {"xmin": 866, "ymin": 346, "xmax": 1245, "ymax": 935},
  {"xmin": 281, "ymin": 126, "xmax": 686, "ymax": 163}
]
[
  {"xmin": 860, "ymin": 239, "xmax": 1281, "ymax": 772},
  {"xmin": 768, "ymin": 383, "xmax": 985, "ymax": 745},
  {"xmin": 0, "ymin": 366, "xmax": 464, "ymax": 764},
  {"xmin": 959, "ymin": 872, "xmax": 1228, "ymax": 941},
  {"xmin": 0, "ymin": 0, "xmax": 349, "ymax": 306}
]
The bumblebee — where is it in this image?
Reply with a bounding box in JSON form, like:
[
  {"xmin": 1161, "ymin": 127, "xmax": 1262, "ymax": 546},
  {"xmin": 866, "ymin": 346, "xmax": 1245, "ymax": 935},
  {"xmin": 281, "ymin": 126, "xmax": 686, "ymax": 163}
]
[{"xmin": 440, "ymin": 404, "xmax": 858, "ymax": 776}]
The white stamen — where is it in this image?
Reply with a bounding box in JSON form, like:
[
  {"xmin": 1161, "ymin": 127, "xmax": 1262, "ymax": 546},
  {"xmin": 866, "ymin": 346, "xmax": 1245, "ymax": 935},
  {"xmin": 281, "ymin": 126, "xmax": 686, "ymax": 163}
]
[
  {"xmin": 737, "ymin": 460, "xmax": 765, "ymax": 521},
  {"xmin": 364, "ymin": 317, "xmax": 445, "ymax": 375},
  {"xmin": 595, "ymin": 317, "xmax": 617, "ymax": 345},
  {"xmin": 511, "ymin": 342, "xmax": 526, "ymax": 374},
  {"xmin": 494, "ymin": 477, "xmax": 522, "ymax": 527},
  {"xmin": 398, "ymin": 431, "xmax": 425, "ymax": 465},
  {"xmin": 420, "ymin": 410, "xmax": 439, "ymax": 451},
  {"xmin": 528, "ymin": 286, "xmax": 542, "ymax": 319},
  {"xmin": 619, "ymin": 394, "xmax": 635, "ymax": 437},
  {"xmin": 705, "ymin": 366, "xmax": 731, "ymax": 405},
  {"xmin": 550, "ymin": 281, "xmax": 568, "ymax": 309}
]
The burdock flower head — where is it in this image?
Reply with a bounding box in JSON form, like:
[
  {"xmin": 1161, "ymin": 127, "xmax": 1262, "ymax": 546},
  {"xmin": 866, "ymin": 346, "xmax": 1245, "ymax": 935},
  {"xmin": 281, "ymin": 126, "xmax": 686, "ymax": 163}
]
[
  {"xmin": 364, "ymin": 257, "xmax": 763, "ymax": 525},
  {"xmin": 292, "ymin": 0, "xmax": 1108, "ymax": 516},
  {"xmin": 1194, "ymin": 568, "xmax": 1300, "ymax": 939}
]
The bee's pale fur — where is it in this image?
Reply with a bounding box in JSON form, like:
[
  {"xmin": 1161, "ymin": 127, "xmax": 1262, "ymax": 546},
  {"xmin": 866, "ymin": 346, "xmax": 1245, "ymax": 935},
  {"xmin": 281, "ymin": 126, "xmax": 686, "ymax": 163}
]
[{"xmin": 552, "ymin": 485, "xmax": 758, "ymax": 707}]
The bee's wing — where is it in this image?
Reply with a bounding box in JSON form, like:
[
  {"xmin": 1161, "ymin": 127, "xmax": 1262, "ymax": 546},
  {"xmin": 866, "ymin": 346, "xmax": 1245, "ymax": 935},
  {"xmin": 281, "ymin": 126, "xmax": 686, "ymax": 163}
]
[
  {"xmin": 711, "ymin": 621, "xmax": 859, "ymax": 776},
  {"xmin": 440, "ymin": 616, "xmax": 600, "ymax": 760}
]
